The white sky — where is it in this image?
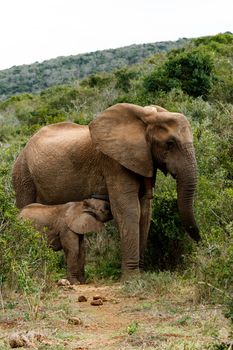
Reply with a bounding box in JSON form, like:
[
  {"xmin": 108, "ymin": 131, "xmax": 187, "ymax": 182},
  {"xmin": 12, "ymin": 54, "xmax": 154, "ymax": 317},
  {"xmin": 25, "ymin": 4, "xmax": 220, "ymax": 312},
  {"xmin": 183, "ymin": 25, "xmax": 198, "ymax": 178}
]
[{"xmin": 0, "ymin": 0, "xmax": 233, "ymax": 70}]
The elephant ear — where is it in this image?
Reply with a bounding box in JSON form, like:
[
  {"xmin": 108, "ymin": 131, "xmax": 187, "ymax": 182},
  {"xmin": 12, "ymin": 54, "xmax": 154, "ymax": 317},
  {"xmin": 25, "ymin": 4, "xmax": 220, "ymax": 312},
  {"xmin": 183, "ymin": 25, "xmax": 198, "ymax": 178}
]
[
  {"xmin": 89, "ymin": 103, "xmax": 153, "ymax": 177},
  {"xmin": 65, "ymin": 203, "xmax": 104, "ymax": 234}
]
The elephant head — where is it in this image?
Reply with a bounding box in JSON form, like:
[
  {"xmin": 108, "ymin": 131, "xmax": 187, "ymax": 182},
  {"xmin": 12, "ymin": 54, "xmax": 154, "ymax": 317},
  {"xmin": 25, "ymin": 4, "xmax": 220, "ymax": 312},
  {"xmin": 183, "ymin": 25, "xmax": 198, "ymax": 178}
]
[
  {"xmin": 82, "ymin": 198, "xmax": 112, "ymax": 222},
  {"xmin": 89, "ymin": 103, "xmax": 200, "ymax": 242},
  {"xmin": 65, "ymin": 199, "xmax": 112, "ymax": 234}
]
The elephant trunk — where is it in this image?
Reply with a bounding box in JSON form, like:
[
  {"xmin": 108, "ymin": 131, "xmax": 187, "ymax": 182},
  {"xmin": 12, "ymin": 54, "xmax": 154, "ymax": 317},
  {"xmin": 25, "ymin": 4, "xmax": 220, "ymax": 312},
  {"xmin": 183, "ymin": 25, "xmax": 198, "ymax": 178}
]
[{"xmin": 176, "ymin": 144, "xmax": 200, "ymax": 242}]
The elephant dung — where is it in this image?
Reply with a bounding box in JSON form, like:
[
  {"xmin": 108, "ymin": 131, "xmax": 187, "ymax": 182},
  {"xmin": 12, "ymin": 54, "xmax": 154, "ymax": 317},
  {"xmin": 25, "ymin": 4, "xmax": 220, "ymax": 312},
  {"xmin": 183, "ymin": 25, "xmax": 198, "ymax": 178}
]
[
  {"xmin": 78, "ymin": 295, "xmax": 88, "ymax": 302},
  {"xmin": 91, "ymin": 299, "xmax": 103, "ymax": 306},
  {"xmin": 68, "ymin": 317, "xmax": 83, "ymax": 326}
]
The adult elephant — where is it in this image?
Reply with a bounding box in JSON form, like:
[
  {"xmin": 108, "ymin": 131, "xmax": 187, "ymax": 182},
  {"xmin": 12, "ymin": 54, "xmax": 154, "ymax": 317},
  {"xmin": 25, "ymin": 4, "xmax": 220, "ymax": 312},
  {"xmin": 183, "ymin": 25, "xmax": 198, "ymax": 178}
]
[{"xmin": 12, "ymin": 103, "xmax": 200, "ymax": 277}]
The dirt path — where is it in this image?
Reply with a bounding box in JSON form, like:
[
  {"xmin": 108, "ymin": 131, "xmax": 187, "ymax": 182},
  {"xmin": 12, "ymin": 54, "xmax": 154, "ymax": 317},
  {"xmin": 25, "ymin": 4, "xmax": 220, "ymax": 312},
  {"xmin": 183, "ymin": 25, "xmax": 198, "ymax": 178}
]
[{"xmin": 0, "ymin": 282, "xmax": 232, "ymax": 349}]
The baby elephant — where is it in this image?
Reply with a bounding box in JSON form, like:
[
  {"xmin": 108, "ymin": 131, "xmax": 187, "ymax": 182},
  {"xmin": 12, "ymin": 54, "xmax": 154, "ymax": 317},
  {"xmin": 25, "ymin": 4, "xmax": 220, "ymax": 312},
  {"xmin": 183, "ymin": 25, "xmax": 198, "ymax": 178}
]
[{"xmin": 20, "ymin": 199, "xmax": 112, "ymax": 284}]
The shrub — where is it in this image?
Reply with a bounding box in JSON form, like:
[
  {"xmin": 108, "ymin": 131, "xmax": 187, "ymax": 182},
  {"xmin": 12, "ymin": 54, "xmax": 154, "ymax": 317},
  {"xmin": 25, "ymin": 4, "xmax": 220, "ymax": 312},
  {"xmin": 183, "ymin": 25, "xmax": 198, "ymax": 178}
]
[
  {"xmin": 85, "ymin": 222, "xmax": 121, "ymax": 281},
  {"xmin": 0, "ymin": 144, "xmax": 60, "ymax": 291},
  {"xmin": 193, "ymin": 177, "xmax": 233, "ymax": 304},
  {"xmin": 80, "ymin": 73, "xmax": 112, "ymax": 88},
  {"xmin": 145, "ymin": 174, "xmax": 194, "ymax": 271},
  {"xmin": 144, "ymin": 50, "xmax": 215, "ymax": 99},
  {"xmin": 115, "ymin": 67, "xmax": 138, "ymax": 92}
]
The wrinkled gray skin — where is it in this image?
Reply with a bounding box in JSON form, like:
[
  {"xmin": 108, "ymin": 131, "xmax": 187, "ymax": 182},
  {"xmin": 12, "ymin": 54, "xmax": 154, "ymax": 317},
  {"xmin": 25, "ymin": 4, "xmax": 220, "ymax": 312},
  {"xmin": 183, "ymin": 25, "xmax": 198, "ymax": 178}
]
[
  {"xmin": 20, "ymin": 199, "xmax": 112, "ymax": 284},
  {"xmin": 13, "ymin": 103, "xmax": 200, "ymax": 279}
]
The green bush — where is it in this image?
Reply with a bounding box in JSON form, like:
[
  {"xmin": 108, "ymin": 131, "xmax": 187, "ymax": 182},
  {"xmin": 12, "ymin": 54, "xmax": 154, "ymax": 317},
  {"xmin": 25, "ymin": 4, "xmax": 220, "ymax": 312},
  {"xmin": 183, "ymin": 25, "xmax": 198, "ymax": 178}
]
[
  {"xmin": 194, "ymin": 33, "xmax": 233, "ymax": 49},
  {"xmin": 192, "ymin": 177, "xmax": 233, "ymax": 305},
  {"xmin": 80, "ymin": 73, "xmax": 112, "ymax": 88},
  {"xmin": 85, "ymin": 222, "xmax": 121, "ymax": 281},
  {"xmin": 115, "ymin": 67, "xmax": 138, "ymax": 92},
  {"xmin": 145, "ymin": 174, "xmax": 194, "ymax": 271},
  {"xmin": 193, "ymin": 33, "xmax": 233, "ymax": 103},
  {"xmin": 0, "ymin": 144, "xmax": 61, "ymax": 290},
  {"xmin": 144, "ymin": 50, "xmax": 215, "ymax": 99}
]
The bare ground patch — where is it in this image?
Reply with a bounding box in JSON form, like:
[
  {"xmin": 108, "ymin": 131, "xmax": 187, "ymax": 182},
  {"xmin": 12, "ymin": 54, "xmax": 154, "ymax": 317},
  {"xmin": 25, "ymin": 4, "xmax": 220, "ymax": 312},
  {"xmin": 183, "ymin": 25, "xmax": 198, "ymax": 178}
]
[{"xmin": 0, "ymin": 282, "xmax": 232, "ymax": 350}]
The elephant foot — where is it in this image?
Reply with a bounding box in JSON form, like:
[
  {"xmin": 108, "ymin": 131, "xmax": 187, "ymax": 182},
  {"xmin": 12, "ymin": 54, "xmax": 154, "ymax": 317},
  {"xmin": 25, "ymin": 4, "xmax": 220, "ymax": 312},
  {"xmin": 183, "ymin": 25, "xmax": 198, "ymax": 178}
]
[
  {"xmin": 78, "ymin": 275, "xmax": 86, "ymax": 284},
  {"xmin": 120, "ymin": 268, "xmax": 140, "ymax": 282},
  {"xmin": 139, "ymin": 261, "xmax": 145, "ymax": 272},
  {"xmin": 68, "ymin": 276, "xmax": 86, "ymax": 285},
  {"xmin": 68, "ymin": 277, "xmax": 81, "ymax": 285}
]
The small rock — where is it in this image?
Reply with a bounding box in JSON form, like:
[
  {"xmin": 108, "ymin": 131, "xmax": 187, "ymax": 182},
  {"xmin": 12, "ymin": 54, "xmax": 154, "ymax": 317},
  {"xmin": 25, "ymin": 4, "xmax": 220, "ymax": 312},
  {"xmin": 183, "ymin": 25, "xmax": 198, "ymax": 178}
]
[
  {"xmin": 91, "ymin": 299, "xmax": 103, "ymax": 306},
  {"xmin": 93, "ymin": 295, "xmax": 107, "ymax": 302},
  {"xmin": 9, "ymin": 334, "xmax": 25, "ymax": 348},
  {"xmin": 9, "ymin": 331, "xmax": 44, "ymax": 348},
  {"xmin": 93, "ymin": 295, "xmax": 102, "ymax": 300},
  {"xmin": 68, "ymin": 317, "xmax": 83, "ymax": 326},
  {"xmin": 78, "ymin": 295, "xmax": 87, "ymax": 302},
  {"xmin": 57, "ymin": 279, "xmax": 71, "ymax": 286}
]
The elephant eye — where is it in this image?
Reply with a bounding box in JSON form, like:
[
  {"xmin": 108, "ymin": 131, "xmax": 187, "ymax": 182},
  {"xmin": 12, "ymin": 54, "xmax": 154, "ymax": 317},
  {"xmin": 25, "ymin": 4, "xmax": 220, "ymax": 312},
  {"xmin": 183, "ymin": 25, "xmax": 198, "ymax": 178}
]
[{"xmin": 166, "ymin": 139, "xmax": 175, "ymax": 150}]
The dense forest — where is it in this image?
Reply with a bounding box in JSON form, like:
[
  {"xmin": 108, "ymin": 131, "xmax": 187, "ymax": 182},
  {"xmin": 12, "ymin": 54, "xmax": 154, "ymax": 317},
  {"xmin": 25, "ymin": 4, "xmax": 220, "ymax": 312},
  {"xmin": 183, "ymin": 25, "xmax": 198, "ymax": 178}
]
[
  {"xmin": 0, "ymin": 38, "xmax": 189, "ymax": 99},
  {"xmin": 0, "ymin": 33, "xmax": 232, "ymax": 348}
]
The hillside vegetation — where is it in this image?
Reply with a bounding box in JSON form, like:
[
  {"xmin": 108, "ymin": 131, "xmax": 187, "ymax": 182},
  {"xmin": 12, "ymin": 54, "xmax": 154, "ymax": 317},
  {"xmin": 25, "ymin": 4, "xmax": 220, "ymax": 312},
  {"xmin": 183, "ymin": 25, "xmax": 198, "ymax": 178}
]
[
  {"xmin": 0, "ymin": 38, "xmax": 189, "ymax": 99},
  {"xmin": 0, "ymin": 33, "xmax": 232, "ymax": 348}
]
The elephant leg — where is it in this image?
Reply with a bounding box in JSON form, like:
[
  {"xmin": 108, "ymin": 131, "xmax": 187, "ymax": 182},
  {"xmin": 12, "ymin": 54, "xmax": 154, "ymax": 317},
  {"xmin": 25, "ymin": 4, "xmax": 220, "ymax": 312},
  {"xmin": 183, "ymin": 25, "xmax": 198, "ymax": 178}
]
[
  {"xmin": 139, "ymin": 196, "xmax": 152, "ymax": 271},
  {"xmin": 77, "ymin": 235, "xmax": 86, "ymax": 284},
  {"xmin": 105, "ymin": 166, "xmax": 141, "ymax": 277},
  {"xmin": 60, "ymin": 230, "xmax": 80, "ymax": 285}
]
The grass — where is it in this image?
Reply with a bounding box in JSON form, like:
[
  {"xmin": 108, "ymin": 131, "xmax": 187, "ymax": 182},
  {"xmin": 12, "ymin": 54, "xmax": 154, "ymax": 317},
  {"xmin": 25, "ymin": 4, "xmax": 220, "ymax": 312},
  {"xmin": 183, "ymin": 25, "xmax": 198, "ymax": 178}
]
[
  {"xmin": 121, "ymin": 271, "xmax": 192, "ymax": 301},
  {"xmin": 127, "ymin": 320, "xmax": 139, "ymax": 335}
]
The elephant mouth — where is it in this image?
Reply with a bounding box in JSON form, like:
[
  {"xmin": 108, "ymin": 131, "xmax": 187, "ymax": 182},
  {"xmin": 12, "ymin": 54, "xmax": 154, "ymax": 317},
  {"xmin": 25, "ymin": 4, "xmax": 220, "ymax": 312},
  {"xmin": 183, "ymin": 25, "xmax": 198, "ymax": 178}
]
[
  {"xmin": 159, "ymin": 160, "xmax": 176, "ymax": 179},
  {"xmin": 84, "ymin": 210, "xmax": 98, "ymax": 219},
  {"xmin": 157, "ymin": 162, "xmax": 168, "ymax": 176},
  {"xmin": 170, "ymin": 172, "xmax": 177, "ymax": 179},
  {"xmin": 155, "ymin": 160, "xmax": 177, "ymax": 179},
  {"xmin": 153, "ymin": 157, "xmax": 168, "ymax": 176}
]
